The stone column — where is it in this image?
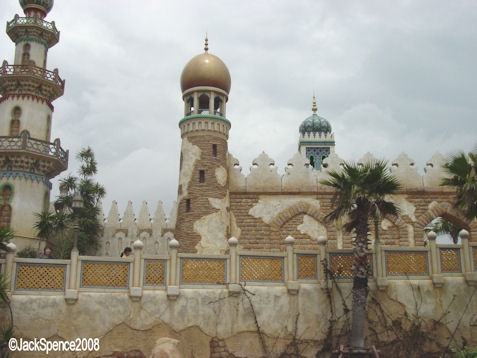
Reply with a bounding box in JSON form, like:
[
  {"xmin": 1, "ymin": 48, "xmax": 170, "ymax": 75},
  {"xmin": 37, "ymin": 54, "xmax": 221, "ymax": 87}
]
[
  {"xmin": 228, "ymin": 237, "xmax": 240, "ymax": 296},
  {"xmin": 5, "ymin": 243, "xmax": 16, "ymax": 292},
  {"xmin": 209, "ymin": 91, "xmax": 214, "ymax": 114},
  {"xmin": 427, "ymin": 231, "xmax": 444, "ymax": 287},
  {"xmin": 129, "ymin": 239, "xmax": 143, "ymax": 301},
  {"xmin": 317, "ymin": 236, "xmax": 329, "ymax": 290},
  {"xmin": 285, "ymin": 235, "xmax": 298, "ymax": 294},
  {"xmin": 460, "ymin": 229, "xmax": 477, "ymax": 286},
  {"xmin": 167, "ymin": 238, "xmax": 180, "ymax": 300},
  {"xmin": 65, "ymin": 246, "xmax": 79, "ymax": 304}
]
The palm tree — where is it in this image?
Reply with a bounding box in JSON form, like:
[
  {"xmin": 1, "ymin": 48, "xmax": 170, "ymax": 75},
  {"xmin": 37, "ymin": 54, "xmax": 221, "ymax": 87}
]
[
  {"xmin": 441, "ymin": 151, "xmax": 477, "ymax": 220},
  {"xmin": 321, "ymin": 160, "xmax": 400, "ymax": 350},
  {"xmin": 424, "ymin": 218, "xmax": 460, "ymax": 244}
]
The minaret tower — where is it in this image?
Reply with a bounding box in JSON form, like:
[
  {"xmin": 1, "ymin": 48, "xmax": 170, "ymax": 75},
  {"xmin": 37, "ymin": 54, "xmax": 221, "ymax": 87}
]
[
  {"xmin": 298, "ymin": 95, "xmax": 335, "ymax": 169},
  {"xmin": 174, "ymin": 38, "xmax": 231, "ymax": 253},
  {"xmin": 0, "ymin": 0, "xmax": 68, "ymax": 248}
]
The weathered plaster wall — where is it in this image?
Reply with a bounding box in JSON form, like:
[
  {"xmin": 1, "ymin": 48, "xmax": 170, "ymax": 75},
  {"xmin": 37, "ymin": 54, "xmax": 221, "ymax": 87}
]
[
  {"xmin": 175, "ymin": 134, "xmax": 229, "ymax": 253},
  {"xmin": 5, "ymin": 279, "xmax": 477, "ymax": 357}
]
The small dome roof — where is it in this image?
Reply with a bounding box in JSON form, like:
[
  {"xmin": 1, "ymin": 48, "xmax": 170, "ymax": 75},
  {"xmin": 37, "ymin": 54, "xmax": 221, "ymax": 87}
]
[
  {"xmin": 180, "ymin": 38, "xmax": 231, "ymax": 94},
  {"xmin": 299, "ymin": 95, "xmax": 332, "ymax": 135},
  {"xmin": 299, "ymin": 114, "xmax": 332, "ymax": 135},
  {"xmin": 19, "ymin": 0, "xmax": 53, "ymax": 14}
]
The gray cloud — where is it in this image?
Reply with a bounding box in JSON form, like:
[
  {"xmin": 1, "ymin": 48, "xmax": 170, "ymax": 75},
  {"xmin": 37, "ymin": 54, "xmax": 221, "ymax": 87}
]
[{"xmin": 1, "ymin": 0, "xmax": 475, "ymax": 217}]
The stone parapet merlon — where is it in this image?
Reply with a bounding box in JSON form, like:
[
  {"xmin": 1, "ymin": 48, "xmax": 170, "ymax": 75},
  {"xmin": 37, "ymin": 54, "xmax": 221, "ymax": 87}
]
[
  {"xmin": 228, "ymin": 150, "xmax": 453, "ymax": 192},
  {"xmin": 98, "ymin": 200, "xmax": 176, "ymax": 257}
]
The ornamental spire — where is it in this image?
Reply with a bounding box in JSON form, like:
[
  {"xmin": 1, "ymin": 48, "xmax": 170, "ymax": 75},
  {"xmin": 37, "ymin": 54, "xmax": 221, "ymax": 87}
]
[
  {"xmin": 204, "ymin": 34, "xmax": 208, "ymax": 53},
  {"xmin": 312, "ymin": 93, "xmax": 317, "ymax": 114}
]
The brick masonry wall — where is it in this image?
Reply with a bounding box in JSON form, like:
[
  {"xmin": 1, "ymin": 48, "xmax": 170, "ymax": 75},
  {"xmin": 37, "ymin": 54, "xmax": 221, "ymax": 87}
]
[
  {"xmin": 229, "ymin": 189, "xmax": 476, "ymax": 250},
  {"xmin": 175, "ymin": 134, "xmax": 229, "ymax": 253}
]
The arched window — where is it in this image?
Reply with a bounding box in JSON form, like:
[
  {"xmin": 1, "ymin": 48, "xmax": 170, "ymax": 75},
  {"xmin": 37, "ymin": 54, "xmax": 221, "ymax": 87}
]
[
  {"xmin": 0, "ymin": 185, "xmax": 13, "ymax": 228},
  {"xmin": 10, "ymin": 106, "xmax": 21, "ymax": 136},
  {"xmin": 186, "ymin": 96, "xmax": 194, "ymax": 115},
  {"xmin": 214, "ymin": 96, "xmax": 223, "ymax": 116},
  {"xmin": 198, "ymin": 94, "xmax": 209, "ymax": 114},
  {"xmin": 309, "ymin": 155, "xmax": 315, "ymax": 168},
  {"xmin": 46, "ymin": 115, "xmax": 51, "ymax": 141},
  {"xmin": 22, "ymin": 43, "xmax": 31, "ymax": 65}
]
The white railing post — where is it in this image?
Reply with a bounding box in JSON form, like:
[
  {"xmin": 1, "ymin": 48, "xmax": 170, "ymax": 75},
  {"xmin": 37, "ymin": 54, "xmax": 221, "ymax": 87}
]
[
  {"xmin": 65, "ymin": 246, "xmax": 79, "ymax": 304},
  {"xmin": 460, "ymin": 229, "xmax": 477, "ymax": 286},
  {"xmin": 285, "ymin": 235, "xmax": 298, "ymax": 294},
  {"xmin": 228, "ymin": 237, "xmax": 241, "ymax": 296},
  {"xmin": 5, "ymin": 243, "xmax": 16, "ymax": 292},
  {"xmin": 427, "ymin": 231, "xmax": 444, "ymax": 287},
  {"xmin": 130, "ymin": 239, "xmax": 143, "ymax": 301},
  {"xmin": 167, "ymin": 239, "xmax": 180, "ymax": 300},
  {"xmin": 317, "ymin": 236, "xmax": 329, "ymax": 290}
]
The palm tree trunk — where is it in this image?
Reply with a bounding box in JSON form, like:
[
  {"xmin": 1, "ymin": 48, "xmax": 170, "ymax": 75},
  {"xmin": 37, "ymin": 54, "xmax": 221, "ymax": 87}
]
[{"xmin": 350, "ymin": 216, "xmax": 370, "ymax": 348}]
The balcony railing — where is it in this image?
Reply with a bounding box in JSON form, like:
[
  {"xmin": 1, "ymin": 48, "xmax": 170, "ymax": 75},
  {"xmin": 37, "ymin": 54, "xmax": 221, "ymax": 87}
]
[
  {"xmin": 6, "ymin": 15, "xmax": 59, "ymax": 39},
  {"xmin": 0, "ymin": 130, "xmax": 68, "ymax": 167},
  {"xmin": 0, "ymin": 62, "xmax": 65, "ymax": 89}
]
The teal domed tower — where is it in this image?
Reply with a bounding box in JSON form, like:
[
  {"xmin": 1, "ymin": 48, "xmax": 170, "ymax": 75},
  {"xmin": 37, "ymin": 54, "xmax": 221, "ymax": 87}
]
[{"xmin": 298, "ymin": 96, "xmax": 335, "ymax": 169}]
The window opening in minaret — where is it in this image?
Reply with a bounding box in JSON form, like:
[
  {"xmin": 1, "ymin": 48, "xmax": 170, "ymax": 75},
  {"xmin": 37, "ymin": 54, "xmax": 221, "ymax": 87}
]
[
  {"xmin": 199, "ymin": 170, "xmax": 205, "ymax": 183},
  {"xmin": 186, "ymin": 199, "xmax": 191, "ymax": 212},
  {"xmin": 10, "ymin": 106, "xmax": 21, "ymax": 136},
  {"xmin": 0, "ymin": 185, "xmax": 13, "ymax": 228},
  {"xmin": 186, "ymin": 96, "xmax": 194, "ymax": 116},
  {"xmin": 212, "ymin": 144, "xmax": 217, "ymax": 157},
  {"xmin": 309, "ymin": 155, "xmax": 315, "ymax": 168},
  {"xmin": 198, "ymin": 94, "xmax": 209, "ymax": 114},
  {"xmin": 21, "ymin": 43, "xmax": 31, "ymax": 65},
  {"xmin": 214, "ymin": 96, "xmax": 222, "ymax": 116},
  {"xmin": 46, "ymin": 115, "xmax": 51, "ymax": 141}
]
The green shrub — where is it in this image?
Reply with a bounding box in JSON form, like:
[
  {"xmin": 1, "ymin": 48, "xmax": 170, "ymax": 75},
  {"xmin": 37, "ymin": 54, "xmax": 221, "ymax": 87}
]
[{"xmin": 16, "ymin": 246, "xmax": 38, "ymax": 258}]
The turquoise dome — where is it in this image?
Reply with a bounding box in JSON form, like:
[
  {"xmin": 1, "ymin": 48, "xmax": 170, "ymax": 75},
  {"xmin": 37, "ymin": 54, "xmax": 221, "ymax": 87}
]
[
  {"xmin": 19, "ymin": 0, "xmax": 53, "ymax": 14},
  {"xmin": 299, "ymin": 114, "xmax": 332, "ymax": 136}
]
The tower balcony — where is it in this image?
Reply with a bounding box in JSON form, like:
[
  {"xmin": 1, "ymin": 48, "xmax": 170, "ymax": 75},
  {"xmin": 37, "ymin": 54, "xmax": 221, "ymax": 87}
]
[
  {"xmin": 6, "ymin": 15, "xmax": 59, "ymax": 48},
  {"xmin": 0, "ymin": 61, "xmax": 65, "ymax": 101},
  {"xmin": 0, "ymin": 130, "xmax": 68, "ymax": 177}
]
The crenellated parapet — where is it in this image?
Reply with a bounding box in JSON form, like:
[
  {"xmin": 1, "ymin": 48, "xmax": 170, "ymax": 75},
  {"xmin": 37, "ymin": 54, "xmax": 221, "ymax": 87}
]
[
  {"xmin": 229, "ymin": 150, "xmax": 453, "ymax": 192},
  {"xmin": 98, "ymin": 200, "xmax": 176, "ymax": 257}
]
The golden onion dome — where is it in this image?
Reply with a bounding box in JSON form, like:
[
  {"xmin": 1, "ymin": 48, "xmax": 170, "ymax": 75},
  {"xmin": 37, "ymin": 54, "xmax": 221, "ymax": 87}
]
[{"xmin": 180, "ymin": 38, "xmax": 231, "ymax": 94}]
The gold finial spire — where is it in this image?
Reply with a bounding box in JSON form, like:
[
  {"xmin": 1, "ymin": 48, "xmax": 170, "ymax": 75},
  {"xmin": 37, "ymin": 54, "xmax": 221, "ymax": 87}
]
[
  {"xmin": 204, "ymin": 33, "xmax": 208, "ymax": 52},
  {"xmin": 312, "ymin": 93, "xmax": 317, "ymax": 114}
]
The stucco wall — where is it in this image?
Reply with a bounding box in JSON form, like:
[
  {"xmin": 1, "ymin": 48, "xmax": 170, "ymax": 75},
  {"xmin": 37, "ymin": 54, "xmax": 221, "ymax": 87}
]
[{"xmin": 4, "ymin": 279, "xmax": 477, "ymax": 357}]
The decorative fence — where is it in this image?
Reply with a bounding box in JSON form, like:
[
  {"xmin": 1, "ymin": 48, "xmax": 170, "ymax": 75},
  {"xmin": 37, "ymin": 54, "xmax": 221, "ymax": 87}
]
[
  {"xmin": 2, "ymin": 231, "xmax": 476, "ymax": 303},
  {"xmin": 7, "ymin": 15, "xmax": 60, "ymax": 39},
  {"xmin": 0, "ymin": 131, "xmax": 68, "ymax": 167}
]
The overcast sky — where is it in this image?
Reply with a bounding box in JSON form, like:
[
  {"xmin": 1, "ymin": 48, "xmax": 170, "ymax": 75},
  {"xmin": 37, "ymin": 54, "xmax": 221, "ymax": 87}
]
[{"xmin": 1, "ymin": 0, "xmax": 476, "ymax": 218}]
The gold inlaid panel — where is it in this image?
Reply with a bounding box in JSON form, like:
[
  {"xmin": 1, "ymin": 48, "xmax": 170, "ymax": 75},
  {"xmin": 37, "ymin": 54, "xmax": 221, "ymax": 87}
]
[
  {"xmin": 240, "ymin": 256, "xmax": 284, "ymax": 282},
  {"xmin": 297, "ymin": 255, "xmax": 317, "ymax": 279},
  {"xmin": 386, "ymin": 251, "xmax": 428, "ymax": 275},
  {"xmin": 81, "ymin": 261, "xmax": 129, "ymax": 288},
  {"xmin": 440, "ymin": 248, "xmax": 461, "ymax": 272},
  {"xmin": 15, "ymin": 263, "xmax": 65, "ymax": 291},
  {"xmin": 144, "ymin": 260, "xmax": 166, "ymax": 286},
  {"xmin": 330, "ymin": 254, "xmax": 354, "ymax": 278},
  {"xmin": 181, "ymin": 259, "xmax": 226, "ymax": 284}
]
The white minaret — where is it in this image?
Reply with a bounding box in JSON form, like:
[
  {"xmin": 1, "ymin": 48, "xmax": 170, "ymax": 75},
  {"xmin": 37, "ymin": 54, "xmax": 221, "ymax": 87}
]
[{"xmin": 0, "ymin": 0, "xmax": 68, "ymax": 249}]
